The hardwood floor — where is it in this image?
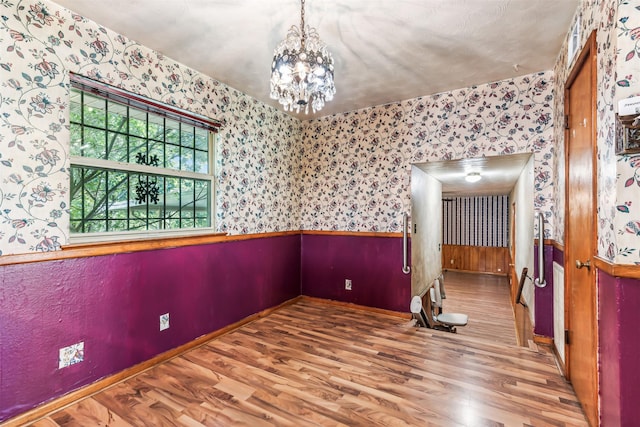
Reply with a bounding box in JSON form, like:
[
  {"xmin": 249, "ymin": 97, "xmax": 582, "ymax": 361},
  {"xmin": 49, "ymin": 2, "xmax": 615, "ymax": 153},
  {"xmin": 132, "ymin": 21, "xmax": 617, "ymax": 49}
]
[
  {"xmin": 26, "ymin": 289, "xmax": 587, "ymax": 426},
  {"xmin": 441, "ymin": 271, "xmax": 519, "ymax": 346}
]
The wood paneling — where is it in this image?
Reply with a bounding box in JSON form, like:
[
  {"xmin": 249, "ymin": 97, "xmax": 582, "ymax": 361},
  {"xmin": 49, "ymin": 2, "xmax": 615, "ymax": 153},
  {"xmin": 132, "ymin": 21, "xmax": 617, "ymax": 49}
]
[
  {"xmin": 442, "ymin": 244, "xmax": 509, "ymax": 275},
  {"xmin": 21, "ymin": 297, "xmax": 586, "ymax": 426}
]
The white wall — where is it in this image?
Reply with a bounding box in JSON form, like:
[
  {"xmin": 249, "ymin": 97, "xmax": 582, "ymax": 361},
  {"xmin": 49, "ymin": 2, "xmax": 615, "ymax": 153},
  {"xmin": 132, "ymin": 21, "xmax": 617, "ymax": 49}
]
[
  {"xmin": 410, "ymin": 166, "xmax": 442, "ymax": 296},
  {"xmin": 553, "ymin": 261, "xmax": 565, "ymax": 363},
  {"xmin": 509, "ymin": 154, "xmax": 535, "ymax": 321}
]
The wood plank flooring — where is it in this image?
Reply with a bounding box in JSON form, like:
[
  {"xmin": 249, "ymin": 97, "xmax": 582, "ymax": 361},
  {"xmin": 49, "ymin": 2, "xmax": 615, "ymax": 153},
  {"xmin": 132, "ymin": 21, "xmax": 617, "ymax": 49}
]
[
  {"xmin": 27, "ymin": 281, "xmax": 588, "ymax": 426},
  {"xmin": 440, "ymin": 271, "xmax": 519, "ymax": 346}
]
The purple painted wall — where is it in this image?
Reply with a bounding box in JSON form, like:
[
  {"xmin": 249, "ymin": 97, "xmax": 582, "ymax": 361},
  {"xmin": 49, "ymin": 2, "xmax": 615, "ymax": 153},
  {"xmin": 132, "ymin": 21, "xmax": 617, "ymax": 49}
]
[
  {"xmin": 598, "ymin": 270, "xmax": 621, "ymax": 426},
  {"xmin": 541, "ymin": 245, "xmax": 640, "ymax": 425},
  {"xmin": 534, "ymin": 244, "xmax": 555, "ymax": 337},
  {"xmin": 552, "ymin": 246, "xmax": 564, "ymax": 268},
  {"xmin": 0, "ymin": 234, "xmax": 300, "ymax": 422},
  {"xmin": 300, "ymin": 234, "xmax": 411, "ymax": 312},
  {"xmin": 598, "ymin": 270, "xmax": 640, "ymax": 426},
  {"xmin": 617, "ymin": 276, "xmax": 640, "ymax": 424}
]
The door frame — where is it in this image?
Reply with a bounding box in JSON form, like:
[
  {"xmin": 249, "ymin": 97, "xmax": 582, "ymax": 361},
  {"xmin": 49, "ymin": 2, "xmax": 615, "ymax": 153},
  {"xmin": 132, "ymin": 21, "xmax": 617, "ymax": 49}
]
[
  {"xmin": 509, "ymin": 201, "xmax": 518, "ymax": 300},
  {"xmin": 563, "ymin": 29, "xmax": 598, "ymax": 419}
]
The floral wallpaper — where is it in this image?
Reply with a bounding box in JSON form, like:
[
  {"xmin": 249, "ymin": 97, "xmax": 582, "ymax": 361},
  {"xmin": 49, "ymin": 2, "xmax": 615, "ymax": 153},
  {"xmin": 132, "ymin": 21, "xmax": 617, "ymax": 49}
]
[
  {"xmin": 553, "ymin": 0, "xmax": 640, "ymax": 264},
  {"xmin": 552, "ymin": 0, "xmax": 618, "ymax": 260},
  {"xmin": 300, "ymin": 72, "xmax": 556, "ymax": 236},
  {"xmin": 0, "ymin": 0, "xmax": 302, "ymax": 256},
  {"xmin": 614, "ymin": 0, "xmax": 640, "ymax": 264},
  {"xmin": 4, "ymin": 0, "xmax": 639, "ymax": 264}
]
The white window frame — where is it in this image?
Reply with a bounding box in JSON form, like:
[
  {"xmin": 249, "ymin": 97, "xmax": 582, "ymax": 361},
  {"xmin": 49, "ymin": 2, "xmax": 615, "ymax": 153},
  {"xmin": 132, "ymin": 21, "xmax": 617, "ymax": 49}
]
[{"xmin": 68, "ymin": 73, "xmax": 220, "ymax": 244}]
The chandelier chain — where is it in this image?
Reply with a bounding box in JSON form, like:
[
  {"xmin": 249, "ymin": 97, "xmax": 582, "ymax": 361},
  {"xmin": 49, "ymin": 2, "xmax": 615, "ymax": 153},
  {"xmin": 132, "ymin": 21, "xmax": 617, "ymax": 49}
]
[{"xmin": 300, "ymin": 0, "xmax": 306, "ymax": 45}]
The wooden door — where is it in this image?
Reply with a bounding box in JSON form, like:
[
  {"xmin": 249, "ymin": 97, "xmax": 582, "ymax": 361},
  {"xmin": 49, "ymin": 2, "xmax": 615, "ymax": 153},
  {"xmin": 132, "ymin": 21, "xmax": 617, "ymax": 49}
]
[{"xmin": 564, "ymin": 31, "xmax": 598, "ymax": 427}]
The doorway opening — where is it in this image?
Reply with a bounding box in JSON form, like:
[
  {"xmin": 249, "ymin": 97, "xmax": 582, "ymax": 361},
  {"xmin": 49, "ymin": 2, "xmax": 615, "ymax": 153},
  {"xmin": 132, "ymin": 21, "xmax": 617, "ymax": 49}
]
[{"xmin": 410, "ymin": 153, "xmax": 535, "ymax": 346}]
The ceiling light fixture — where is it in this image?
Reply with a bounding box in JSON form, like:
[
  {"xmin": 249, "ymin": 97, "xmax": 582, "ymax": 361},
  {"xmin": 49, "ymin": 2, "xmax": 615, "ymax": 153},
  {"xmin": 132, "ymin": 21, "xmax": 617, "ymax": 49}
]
[
  {"xmin": 270, "ymin": 0, "xmax": 336, "ymax": 114},
  {"xmin": 465, "ymin": 172, "xmax": 482, "ymax": 183}
]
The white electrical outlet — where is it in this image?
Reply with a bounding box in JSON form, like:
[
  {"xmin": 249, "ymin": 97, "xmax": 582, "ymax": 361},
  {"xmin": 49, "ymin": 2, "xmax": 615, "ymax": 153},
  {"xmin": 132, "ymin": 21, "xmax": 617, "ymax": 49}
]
[
  {"xmin": 59, "ymin": 341, "xmax": 84, "ymax": 369},
  {"xmin": 345, "ymin": 279, "xmax": 352, "ymax": 290},
  {"xmin": 160, "ymin": 313, "xmax": 170, "ymax": 331}
]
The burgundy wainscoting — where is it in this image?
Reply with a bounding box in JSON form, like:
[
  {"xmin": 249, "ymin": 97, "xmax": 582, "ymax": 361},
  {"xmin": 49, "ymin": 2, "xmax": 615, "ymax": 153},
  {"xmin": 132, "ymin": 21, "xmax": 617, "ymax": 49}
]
[
  {"xmin": 534, "ymin": 243, "xmax": 555, "ymax": 337},
  {"xmin": 300, "ymin": 233, "xmax": 411, "ymax": 312},
  {"xmin": 552, "ymin": 246, "xmax": 564, "ymax": 273},
  {"xmin": 598, "ymin": 270, "xmax": 640, "ymax": 426},
  {"xmin": 0, "ymin": 234, "xmax": 300, "ymax": 422}
]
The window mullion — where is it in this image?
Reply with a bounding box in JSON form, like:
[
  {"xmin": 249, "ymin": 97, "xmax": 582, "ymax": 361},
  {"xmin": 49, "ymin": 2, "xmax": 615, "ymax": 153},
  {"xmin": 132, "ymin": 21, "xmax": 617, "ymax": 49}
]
[
  {"xmin": 145, "ymin": 113, "xmax": 150, "ymax": 231},
  {"xmin": 103, "ymin": 99, "xmax": 109, "ymax": 233},
  {"xmin": 126, "ymin": 171, "xmax": 131, "ymax": 231},
  {"xmin": 80, "ymin": 90, "xmax": 86, "ymax": 233},
  {"xmin": 80, "ymin": 91, "xmax": 85, "ymax": 158},
  {"xmin": 81, "ymin": 168, "xmax": 86, "ymax": 233},
  {"xmin": 126, "ymin": 101, "xmax": 131, "ymax": 232},
  {"xmin": 163, "ymin": 176, "xmax": 167, "ymax": 230},
  {"xmin": 209, "ymin": 132, "xmax": 215, "ymax": 228},
  {"xmin": 105, "ymin": 169, "xmax": 109, "ymax": 231},
  {"xmin": 126, "ymin": 103, "xmax": 131, "ymax": 163},
  {"xmin": 193, "ymin": 177, "xmax": 196, "ymax": 224},
  {"xmin": 145, "ymin": 175, "xmax": 150, "ymax": 231}
]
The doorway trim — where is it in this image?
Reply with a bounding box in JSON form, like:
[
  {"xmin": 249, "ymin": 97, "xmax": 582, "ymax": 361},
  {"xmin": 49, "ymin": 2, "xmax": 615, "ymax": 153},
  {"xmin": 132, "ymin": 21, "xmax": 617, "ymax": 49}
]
[{"xmin": 563, "ymin": 29, "xmax": 598, "ymax": 424}]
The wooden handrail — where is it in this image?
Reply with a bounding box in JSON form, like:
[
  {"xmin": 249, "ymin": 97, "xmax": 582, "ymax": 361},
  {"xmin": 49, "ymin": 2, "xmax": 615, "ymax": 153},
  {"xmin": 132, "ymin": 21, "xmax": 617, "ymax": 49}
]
[
  {"xmin": 515, "ymin": 267, "xmax": 529, "ymax": 307},
  {"xmin": 0, "ymin": 231, "xmax": 297, "ymax": 267}
]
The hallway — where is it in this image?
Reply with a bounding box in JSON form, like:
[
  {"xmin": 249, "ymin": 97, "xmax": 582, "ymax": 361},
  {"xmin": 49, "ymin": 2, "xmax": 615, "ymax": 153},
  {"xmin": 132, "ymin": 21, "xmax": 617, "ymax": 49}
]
[{"xmin": 440, "ymin": 271, "xmax": 520, "ymax": 347}]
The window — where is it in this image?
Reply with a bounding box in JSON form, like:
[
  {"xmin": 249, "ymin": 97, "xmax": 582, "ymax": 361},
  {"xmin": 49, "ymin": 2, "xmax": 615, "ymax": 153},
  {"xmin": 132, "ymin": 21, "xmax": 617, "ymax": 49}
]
[
  {"xmin": 69, "ymin": 73, "xmax": 220, "ymax": 241},
  {"xmin": 567, "ymin": 15, "xmax": 581, "ymax": 67}
]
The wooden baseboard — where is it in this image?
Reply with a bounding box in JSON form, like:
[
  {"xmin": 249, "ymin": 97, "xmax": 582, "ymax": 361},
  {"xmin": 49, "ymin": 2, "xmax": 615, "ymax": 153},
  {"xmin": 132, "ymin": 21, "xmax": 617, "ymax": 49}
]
[
  {"xmin": 550, "ymin": 341, "xmax": 567, "ymax": 378},
  {"xmin": 512, "ymin": 301, "xmax": 534, "ymax": 348},
  {"xmin": 443, "ymin": 268, "xmax": 508, "ymax": 277},
  {"xmin": 533, "ymin": 335, "xmax": 554, "ymax": 345},
  {"xmin": 299, "ymin": 295, "xmax": 412, "ymax": 319},
  {"xmin": 0, "ymin": 296, "xmax": 303, "ymax": 427}
]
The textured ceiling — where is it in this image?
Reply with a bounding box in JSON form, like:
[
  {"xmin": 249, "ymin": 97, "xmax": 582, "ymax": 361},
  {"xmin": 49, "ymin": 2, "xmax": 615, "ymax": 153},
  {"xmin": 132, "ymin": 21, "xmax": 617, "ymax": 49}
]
[{"xmin": 50, "ymin": 0, "xmax": 579, "ymax": 120}]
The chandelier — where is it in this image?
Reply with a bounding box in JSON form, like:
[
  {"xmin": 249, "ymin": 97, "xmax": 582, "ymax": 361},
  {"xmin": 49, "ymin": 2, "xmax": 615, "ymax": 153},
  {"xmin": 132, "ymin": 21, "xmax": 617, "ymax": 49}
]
[{"xmin": 270, "ymin": 0, "xmax": 336, "ymax": 114}]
